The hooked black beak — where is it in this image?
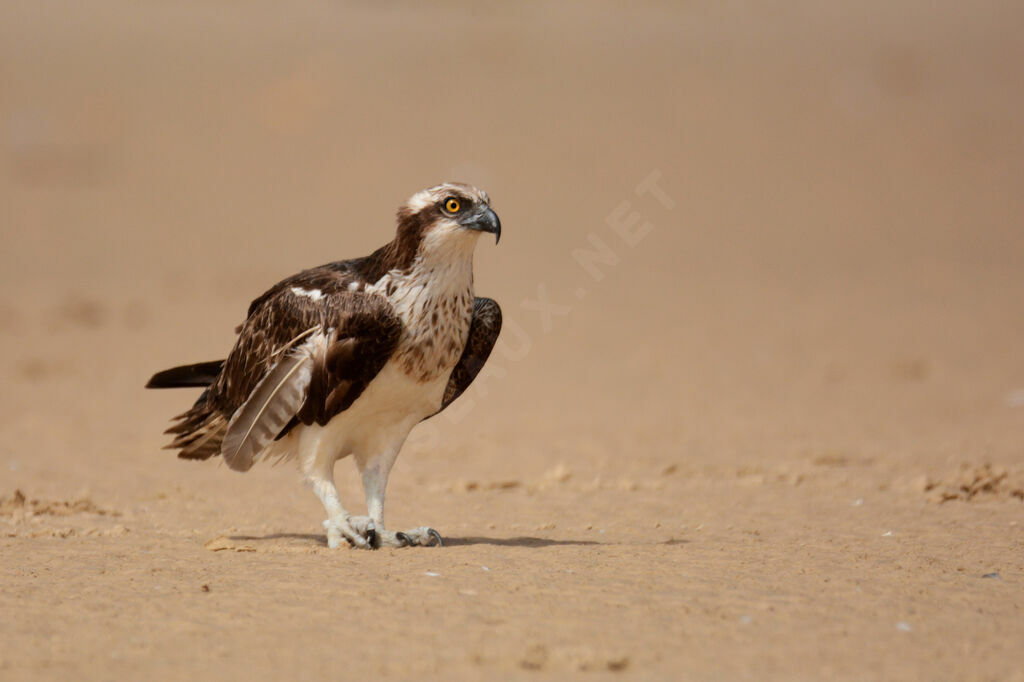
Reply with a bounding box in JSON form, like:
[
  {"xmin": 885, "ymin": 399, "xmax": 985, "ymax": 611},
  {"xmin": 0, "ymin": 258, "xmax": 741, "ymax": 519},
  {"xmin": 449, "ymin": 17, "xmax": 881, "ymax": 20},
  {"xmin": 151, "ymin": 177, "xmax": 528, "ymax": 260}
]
[{"xmin": 464, "ymin": 206, "xmax": 501, "ymax": 244}]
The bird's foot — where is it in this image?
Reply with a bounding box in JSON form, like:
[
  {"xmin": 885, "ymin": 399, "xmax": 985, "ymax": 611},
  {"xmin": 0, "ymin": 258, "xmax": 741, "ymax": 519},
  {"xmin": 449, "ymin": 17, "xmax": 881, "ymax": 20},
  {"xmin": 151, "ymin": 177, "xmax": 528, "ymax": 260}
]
[
  {"xmin": 378, "ymin": 526, "xmax": 443, "ymax": 548},
  {"xmin": 323, "ymin": 514, "xmax": 377, "ymax": 549},
  {"xmin": 323, "ymin": 516, "xmax": 441, "ymax": 549}
]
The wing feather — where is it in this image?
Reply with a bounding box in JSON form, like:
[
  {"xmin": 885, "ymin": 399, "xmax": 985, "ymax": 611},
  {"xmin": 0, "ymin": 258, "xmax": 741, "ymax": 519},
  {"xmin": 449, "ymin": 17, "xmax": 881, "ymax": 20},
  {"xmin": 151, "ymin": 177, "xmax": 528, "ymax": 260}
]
[
  {"xmin": 221, "ymin": 328, "xmax": 327, "ymax": 471},
  {"xmin": 429, "ymin": 297, "xmax": 501, "ymax": 417}
]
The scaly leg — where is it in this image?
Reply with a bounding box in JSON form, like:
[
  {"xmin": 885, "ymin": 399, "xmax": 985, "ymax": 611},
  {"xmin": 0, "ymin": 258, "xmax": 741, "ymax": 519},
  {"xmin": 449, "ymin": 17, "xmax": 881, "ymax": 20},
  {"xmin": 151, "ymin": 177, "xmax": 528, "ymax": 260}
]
[
  {"xmin": 301, "ymin": 441, "xmax": 375, "ymax": 549},
  {"xmin": 357, "ymin": 446, "xmax": 442, "ymax": 548}
]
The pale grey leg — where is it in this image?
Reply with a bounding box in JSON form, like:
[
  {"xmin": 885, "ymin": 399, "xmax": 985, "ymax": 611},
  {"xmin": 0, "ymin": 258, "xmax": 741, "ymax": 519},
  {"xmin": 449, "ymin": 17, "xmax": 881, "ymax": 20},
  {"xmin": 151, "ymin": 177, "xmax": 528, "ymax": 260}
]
[{"xmin": 357, "ymin": 447, "xmax": 441, "ymax": 548}]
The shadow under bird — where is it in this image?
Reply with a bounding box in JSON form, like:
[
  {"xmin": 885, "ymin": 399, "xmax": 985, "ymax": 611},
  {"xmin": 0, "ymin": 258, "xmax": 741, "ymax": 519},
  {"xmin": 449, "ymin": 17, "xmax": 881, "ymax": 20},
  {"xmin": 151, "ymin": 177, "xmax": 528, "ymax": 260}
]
[{"xmin": 146, "ymin": 183, "xmax": 502, "ymax": 548}]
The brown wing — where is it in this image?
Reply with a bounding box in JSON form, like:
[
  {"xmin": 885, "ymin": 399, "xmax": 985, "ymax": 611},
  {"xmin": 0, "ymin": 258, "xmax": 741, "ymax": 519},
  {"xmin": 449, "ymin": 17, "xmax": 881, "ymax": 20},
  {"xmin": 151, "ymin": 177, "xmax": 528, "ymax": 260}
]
[
  {"xmin": 294, "ymin": 294, "xmax": 402, "ymax": 428},
  {"xmin": 163, "ymin": 263, "xmax": 401, "ymax": 465},
  {"xmin": 213, "ymin": 290, "xmax": 401, "ymax": 470},
  {"xmin": 209, "ymin": 267, "xmax": 394, "ymax": 416},
  {"xmin": 429, "ymin": 297, "xmax": 501, "ymax": 418}
]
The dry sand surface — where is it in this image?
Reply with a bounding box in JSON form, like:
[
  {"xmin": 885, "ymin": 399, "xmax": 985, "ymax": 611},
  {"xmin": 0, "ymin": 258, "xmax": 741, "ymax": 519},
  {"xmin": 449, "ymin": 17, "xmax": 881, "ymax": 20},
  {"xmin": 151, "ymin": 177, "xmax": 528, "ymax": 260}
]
[{"xmin": 2, "ymin": 2, "xmax": 1024, "ymax": 679}]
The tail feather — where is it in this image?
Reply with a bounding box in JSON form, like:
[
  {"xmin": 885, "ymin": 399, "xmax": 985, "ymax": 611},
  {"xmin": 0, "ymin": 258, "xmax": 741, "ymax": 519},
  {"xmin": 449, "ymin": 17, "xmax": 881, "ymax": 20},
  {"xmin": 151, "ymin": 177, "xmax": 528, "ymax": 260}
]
[
  {"xmin": 149, "ymin": 361, "xmax": 228, "ymax": 461},
  {"xmin": 146, "ymin": 361, "xmax": 225, "ymax": 389},
  {"xmin": 165, "ymin": 401, "xmax": 227, "ymax": 461}
]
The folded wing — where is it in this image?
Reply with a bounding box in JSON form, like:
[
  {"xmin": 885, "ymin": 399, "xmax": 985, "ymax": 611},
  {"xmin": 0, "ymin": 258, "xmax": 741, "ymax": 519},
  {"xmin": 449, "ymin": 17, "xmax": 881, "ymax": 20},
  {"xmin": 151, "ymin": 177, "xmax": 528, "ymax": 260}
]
[
  {"xmin": 218, "ymin": 290, "xmax": 402, "ymax": 471},
  {"xmin": 430, "ymin": 297, "xmax": 502, "ymax": 418},
  {"xmin": 221, "ymin": 329, "xmax": 327, "ymax": 471}
]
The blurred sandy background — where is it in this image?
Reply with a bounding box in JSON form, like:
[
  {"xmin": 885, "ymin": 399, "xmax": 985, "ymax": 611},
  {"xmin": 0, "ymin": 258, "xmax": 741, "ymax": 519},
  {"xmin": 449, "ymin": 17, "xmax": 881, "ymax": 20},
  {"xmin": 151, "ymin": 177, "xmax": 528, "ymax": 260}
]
[{"xmin": 2, "ymin": 1, "xmax": 1023, "ymax": 679}]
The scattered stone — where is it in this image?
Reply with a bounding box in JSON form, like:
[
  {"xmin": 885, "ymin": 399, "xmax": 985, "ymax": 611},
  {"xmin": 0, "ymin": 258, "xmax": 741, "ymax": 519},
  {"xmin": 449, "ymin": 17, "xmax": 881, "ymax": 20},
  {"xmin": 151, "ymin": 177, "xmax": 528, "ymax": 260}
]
[
  {"xmin": 812, "ymin": 453, "xmax": 852, "ymax": 467},
  {"xmin": 0, "ymin": 489, "xmax": 26, "ymax": 513},
  {"xmin": 910, "ymin": 474, "xmax": 931, "ymax": 493},
  {"xmin": 1, "ymin": 489, "xmax": 119, "ymax": 518},
  {"xmin": 486, "ymin": 480, "xmax": 522, "ymax": 490},
  {"xmin": 452, "ymin": 479, "xmax": 478, "ymax": 493},
  {"xmin": 921, "ymin": 464, "xmax": 1024, "ymax": 503},
  {"xmin": 453, "ymin": 479, "xmax": 521, "ymax": 493}
]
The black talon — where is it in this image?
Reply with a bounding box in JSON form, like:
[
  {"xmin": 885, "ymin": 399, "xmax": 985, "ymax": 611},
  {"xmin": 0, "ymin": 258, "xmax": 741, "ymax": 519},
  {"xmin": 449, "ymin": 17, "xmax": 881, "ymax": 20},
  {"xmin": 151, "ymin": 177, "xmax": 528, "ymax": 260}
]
[
  {"xmin": 395, "ymin": 532, "xmax": 413, "ymax": 547},
  {"xmin": 427, "ymin": 529, "xmax": 443, "ymax": 547},
  {"xmin": 366, "ymin": 527, "xmax": 378, "ymax": 549}
]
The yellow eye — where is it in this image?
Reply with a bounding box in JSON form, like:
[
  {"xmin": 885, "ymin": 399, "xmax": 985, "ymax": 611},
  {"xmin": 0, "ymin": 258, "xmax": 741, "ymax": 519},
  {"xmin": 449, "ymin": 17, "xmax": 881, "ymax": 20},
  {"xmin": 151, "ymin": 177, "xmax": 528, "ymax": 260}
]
[{"xmin": 444, "ymin": 198, "xmax": 461, "ymax": 214}]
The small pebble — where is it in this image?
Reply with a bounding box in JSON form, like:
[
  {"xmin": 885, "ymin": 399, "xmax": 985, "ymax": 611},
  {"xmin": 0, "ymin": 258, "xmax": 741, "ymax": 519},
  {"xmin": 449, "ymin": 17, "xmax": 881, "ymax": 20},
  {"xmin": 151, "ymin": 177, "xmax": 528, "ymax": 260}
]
[
  {"xmin": 882, "ymin": 531, "xmax": 893, "ymax": 537},
  {"xmin": 424, "ymin": 571, "xmax": 440, "ymax": 577},
  {"xmin": 852, "ymin": 498, "xmax": 864, "ymax": 506},
  {"xmin": 981, "ymin": 572, "xmax": 1001, "ymax": 580},
  {"xmin": 896, "ymin": 622, "xmax": 912, "ymax": 632},
  {"xmin": 481, "ymin": 566, "xmax": 490, "ymax": 572}
]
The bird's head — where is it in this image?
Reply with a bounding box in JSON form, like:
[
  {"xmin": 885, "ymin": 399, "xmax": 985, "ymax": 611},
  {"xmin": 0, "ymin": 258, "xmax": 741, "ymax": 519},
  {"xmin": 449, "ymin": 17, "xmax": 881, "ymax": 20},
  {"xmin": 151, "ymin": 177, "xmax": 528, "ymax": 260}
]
[{"xmin": 394, "ymin": 183, "xmax": 501, "ymax": 263}]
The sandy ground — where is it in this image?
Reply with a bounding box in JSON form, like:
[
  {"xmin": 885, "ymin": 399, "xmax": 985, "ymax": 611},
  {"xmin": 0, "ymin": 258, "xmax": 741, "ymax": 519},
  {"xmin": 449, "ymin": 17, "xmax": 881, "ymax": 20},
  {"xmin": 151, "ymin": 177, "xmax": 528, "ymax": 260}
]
[{"xmin": 2, "ymin": 1, "xmax": 1024, "ymax": 679}]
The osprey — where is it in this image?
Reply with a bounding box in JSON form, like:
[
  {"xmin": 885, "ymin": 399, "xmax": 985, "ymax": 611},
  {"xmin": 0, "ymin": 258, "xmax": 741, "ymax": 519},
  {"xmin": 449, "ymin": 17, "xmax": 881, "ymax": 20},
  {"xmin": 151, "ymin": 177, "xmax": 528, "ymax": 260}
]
[{"xmin": 146, "ymin": 183, "xmax": 502, "ymax": 549}]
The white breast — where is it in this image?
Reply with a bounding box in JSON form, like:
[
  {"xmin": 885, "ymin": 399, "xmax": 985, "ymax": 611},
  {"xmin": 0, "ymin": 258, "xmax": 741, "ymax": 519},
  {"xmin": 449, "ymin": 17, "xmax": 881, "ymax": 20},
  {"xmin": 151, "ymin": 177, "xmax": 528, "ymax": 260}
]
[
  {"xmin": 313, "ymin": 359, "xmax": 448, "ymax": 457},
  {"xmin": 366, "ymin": 256, "xmax": 475, "ymax": 383}
]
